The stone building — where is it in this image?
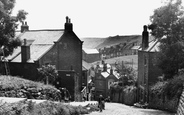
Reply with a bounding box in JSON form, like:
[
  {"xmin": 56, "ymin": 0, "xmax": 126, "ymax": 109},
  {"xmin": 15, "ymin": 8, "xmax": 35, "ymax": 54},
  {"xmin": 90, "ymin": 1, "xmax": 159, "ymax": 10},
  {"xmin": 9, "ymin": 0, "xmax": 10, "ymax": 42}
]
[{"xmin": 137, "ymin": 25, "xmax": 162, "ymax": 103}]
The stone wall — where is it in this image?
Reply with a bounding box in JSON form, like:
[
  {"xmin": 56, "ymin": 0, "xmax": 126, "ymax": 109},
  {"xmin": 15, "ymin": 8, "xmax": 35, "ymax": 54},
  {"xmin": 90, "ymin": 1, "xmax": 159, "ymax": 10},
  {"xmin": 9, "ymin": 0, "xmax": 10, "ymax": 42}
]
[{"xmin": 177, "ymin": 87, "xmax": 184, "ymax": 115}]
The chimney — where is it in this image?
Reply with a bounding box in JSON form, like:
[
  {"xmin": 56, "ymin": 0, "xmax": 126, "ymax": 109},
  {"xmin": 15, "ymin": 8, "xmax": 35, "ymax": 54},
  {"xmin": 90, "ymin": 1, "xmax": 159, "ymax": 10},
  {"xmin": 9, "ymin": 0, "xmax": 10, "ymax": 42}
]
[
  {"xmin": 21, "ymin": 21, "xmax": 29, "ymax": 33},
  {"xmin": 142, "ymin": 25, "xmax": 149, "ymax": 50},
  {"xmin": 64, "ymin": 16, "xmax": 73, "ymax": 32},
  {"xmin": 110, "ymin": 67, "xmax": 113, "ymax": 75},
  {"xmin": 102, "ymin": 60, "xmax": 105, "ymax": 64},
  {"xmin": 103, "ymin": 63, "xmax": 107, "ymax": 72},
  {"xmin": 21, "ymin": 39, "xmax": 30, "ymax": 62}
]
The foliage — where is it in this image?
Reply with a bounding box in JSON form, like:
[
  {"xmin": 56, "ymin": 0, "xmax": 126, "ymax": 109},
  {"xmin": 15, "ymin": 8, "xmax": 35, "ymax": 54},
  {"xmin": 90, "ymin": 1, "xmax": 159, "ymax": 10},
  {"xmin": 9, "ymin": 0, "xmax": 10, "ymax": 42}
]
[
  {"xmin": 110, "ymin": 82, "xmax": 122, "ymax": 92},
  {"xmin": 163, "ymin": 74, "xmax": 184, "ymax": 99},
  {"xmin": 123, "ymin": 86, "xmax": 137, "ymax": 105},
  {"xmin": 0, "ymin": 100, "xmax": 91, "ymax": 115},
  {"xmin": 150, "ymin": 74, "xmax": 184, "ymax": 100},
  {"xmin": 115, "ymin": 61, "xmax": 137, "ymax": 86},
  {"xmin": 0, "ymin": 75, "xmax": 61, "ymax": 101},
  {"xmin": 37, "ymin": 64, "xmax": 58, "ymax": 85},
  {"xmin": 149, "ymin": 0, "xmax": 184, "ymax": 79},
  {"xmin": 150, "ymin": 81, "xmax": 168, "ymax": 97},
  {"xmin": 0, "ymin": 0, "xmax": 28, "ymax": 57}
]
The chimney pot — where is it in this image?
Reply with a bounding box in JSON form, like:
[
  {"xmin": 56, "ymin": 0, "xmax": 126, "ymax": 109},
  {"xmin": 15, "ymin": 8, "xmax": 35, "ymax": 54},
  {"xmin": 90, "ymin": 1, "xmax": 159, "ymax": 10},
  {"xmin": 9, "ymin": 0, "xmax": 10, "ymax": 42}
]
[
  {"xmin": 103, "ymin": 63, "xmax": 107, "ymax": 72},
  {"xmin": 142, "ymin": 25, "xmax": 149, "ymax": 50},
  {"xmin": 21, "ymin": 38, "xmax": 30, "ymax": 62},
  {"xmin": 21, "ymin": 21, "xmax": 29, "ymax": 33},
  {"xmin": 64, "ymin": 16, "xmax": 73, "ymax": 32}
]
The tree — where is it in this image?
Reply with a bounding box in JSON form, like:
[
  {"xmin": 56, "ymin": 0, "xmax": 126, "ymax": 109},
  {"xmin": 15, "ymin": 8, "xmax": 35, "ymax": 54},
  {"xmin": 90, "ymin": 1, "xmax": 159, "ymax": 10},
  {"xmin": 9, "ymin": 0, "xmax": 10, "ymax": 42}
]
[
  {"xmin": 115, "ymin": 61, "xmax": 137, "ymax": 86},
  {"xmin": 0, "ymin": 0, "xmax": 28, "ymax": 57},
  {"xmin": 37, "ymin": 64, "xmax": 58, "ymax": 85},
  {"xmin": 149, "ymin": 0, "xmax": 184, "ymax": 79}
]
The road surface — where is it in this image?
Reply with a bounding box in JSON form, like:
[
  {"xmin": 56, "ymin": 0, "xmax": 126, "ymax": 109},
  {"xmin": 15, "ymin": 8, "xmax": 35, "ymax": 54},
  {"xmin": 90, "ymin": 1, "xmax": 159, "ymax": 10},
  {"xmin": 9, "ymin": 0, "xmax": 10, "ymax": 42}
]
[{"xmin": 87, "ymin": 102, "xmax": 174, "ymax": 115}]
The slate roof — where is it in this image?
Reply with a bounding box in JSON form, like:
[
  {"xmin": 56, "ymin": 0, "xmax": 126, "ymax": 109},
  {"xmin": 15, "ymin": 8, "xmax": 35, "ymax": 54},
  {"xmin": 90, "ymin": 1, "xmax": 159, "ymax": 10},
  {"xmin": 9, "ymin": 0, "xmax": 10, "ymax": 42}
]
[
  {"xmin": 6, "ymin": 29, "xmax": 64, "ymax": 62},
  {"xmin": 138, "ymin": 39, "xmax": 160, "ymax": 52}
]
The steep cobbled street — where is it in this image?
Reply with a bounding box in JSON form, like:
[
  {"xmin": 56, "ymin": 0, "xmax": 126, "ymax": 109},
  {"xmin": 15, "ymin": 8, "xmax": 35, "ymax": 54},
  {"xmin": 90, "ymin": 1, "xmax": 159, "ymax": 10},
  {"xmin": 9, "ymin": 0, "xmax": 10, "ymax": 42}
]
[{"xmin": 87, "ymin": 103, "xmax": 174, "ymax": 115}]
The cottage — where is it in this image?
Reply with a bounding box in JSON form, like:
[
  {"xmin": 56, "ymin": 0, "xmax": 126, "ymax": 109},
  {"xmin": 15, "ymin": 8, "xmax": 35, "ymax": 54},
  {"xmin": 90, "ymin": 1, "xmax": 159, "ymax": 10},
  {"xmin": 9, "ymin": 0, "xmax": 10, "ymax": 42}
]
[
  {"xmin": 94, "ymin": 61, "xmax": 119, "ymax": 100},
  {"xmin": 0, "ymin": 17, "xmax": 83, "ymax": 101}
]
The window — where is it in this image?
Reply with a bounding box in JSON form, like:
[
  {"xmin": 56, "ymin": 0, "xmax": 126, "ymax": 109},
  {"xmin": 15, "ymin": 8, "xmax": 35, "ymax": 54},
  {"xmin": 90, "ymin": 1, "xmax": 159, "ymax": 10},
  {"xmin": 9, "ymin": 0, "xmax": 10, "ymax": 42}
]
[
  {"xmin": 144, "ymin": 55, "xmax": 147, "ymax": 66},
  {"xmin": 63, "ymin": 43, "xmax": 67, "ymax": 49}
]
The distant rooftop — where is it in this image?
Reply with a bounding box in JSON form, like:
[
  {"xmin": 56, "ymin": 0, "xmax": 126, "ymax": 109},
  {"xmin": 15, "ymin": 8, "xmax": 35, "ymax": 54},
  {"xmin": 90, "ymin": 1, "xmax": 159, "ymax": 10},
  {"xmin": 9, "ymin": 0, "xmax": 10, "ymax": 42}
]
[{"xmin": 83, "ymin": 48, "xmax": 99, "ymax": 54}]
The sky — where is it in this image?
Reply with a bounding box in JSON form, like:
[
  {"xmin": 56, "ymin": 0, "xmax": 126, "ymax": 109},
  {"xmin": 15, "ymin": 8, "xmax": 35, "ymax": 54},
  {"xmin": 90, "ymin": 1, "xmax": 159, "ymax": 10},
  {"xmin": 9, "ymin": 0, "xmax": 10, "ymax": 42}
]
[{"xmin": 12, "ymin": 0, "xmax": 166, "ymax": 38}]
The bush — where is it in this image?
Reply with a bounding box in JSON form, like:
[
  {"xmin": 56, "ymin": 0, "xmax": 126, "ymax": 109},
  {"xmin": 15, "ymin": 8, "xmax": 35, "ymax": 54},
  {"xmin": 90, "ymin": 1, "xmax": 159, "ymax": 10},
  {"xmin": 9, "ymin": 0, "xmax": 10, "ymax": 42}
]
[
  {"xmin": 150, "ymin": 81, "xmax": 168, "ymax": 97},
  {"xmin": 149, "ymin": 75, "xmax": 184, "ymax": 112},
  {"xmin": 0, "ymin": 75, "xmax": 61, "ymax": 101},
  {"xmin": 163, "ymin": 75, "xmax": 184, "ymax": 99},
  {"xmin": 123, "ymin": 86, "xmax": 137, "ymax": 105},
  {"xmin": 37, "ymin": 64, "xmax": 58, "ymax": 85}
]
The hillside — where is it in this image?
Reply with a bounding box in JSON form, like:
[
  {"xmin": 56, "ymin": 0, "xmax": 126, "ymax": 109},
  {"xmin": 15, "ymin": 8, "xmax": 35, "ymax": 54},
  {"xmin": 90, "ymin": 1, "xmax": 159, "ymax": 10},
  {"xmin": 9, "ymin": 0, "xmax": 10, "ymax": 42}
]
[
  {"xmin": 80, "ymin": 35, "xmax": 142, "ymax": 49},
  {"xmin": 80, "ymin": 37, "xmax": 106, "ymax": 49},
  {"xmin": 96, "ymin": 35, "xmax": 142, "ymax": 49}
]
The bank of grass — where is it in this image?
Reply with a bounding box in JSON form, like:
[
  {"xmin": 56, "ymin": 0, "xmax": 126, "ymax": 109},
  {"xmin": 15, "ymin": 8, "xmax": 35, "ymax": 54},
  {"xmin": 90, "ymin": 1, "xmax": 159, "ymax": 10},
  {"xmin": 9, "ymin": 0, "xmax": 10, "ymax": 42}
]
[
  {"xmin": 0, "ymin": 75, "xmax": 61, "ymax": 101},
  {"xmin": 0, "ymin": 75, "xmax": 53, "ymax": 90}
]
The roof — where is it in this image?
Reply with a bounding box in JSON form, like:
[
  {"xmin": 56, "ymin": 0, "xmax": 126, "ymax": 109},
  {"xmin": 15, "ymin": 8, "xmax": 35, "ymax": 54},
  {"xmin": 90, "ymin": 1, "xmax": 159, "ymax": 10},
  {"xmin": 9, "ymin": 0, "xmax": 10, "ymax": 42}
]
[
  {"xmin": 6, "ymin": 29, "xmax": 64, "ymax": 62},
  {"xmin": 82, "ymin": 60, "xmax": 91, "ymax": 70},
  {"xmin": 131, "ymin": 45, "xmax": 140, "ymax": 50},
  {"xmin": 93, "ymin": 61, "xmax": 119, "ymax": 79},
  {"xmin": 138, "ymin": 39, "xmax": 160, "ymax": 52},
  {"xmin": 101, "ymin": 69, "xmax": 119, "ymax": 79},
  {"xmin": 83, "ymin": 48, "xmax": 99, "ymax": 54}
]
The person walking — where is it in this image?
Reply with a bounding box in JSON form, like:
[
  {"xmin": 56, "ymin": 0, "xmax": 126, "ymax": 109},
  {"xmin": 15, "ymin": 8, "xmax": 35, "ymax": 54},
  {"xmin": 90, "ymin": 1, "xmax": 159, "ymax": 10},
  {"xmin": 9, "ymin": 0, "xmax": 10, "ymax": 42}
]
[{"xmin": 98, "ymin": 95, "xmax": 105, "ymax": 112}]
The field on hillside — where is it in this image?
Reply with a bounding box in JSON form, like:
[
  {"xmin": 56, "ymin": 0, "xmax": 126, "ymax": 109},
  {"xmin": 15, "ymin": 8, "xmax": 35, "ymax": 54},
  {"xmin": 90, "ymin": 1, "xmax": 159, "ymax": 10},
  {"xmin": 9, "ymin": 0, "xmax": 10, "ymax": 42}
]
[
  {"xmin": 92, "ymin": 55, "xmax": 138, "ymax": 70},
  {"xmin": 80, "ymin": 37, "xmax": 106, "ymax": 49}
]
